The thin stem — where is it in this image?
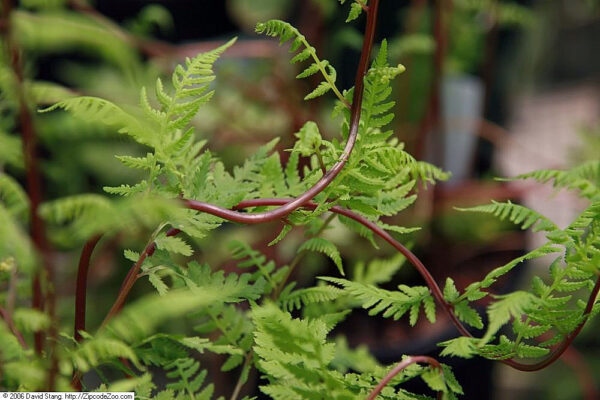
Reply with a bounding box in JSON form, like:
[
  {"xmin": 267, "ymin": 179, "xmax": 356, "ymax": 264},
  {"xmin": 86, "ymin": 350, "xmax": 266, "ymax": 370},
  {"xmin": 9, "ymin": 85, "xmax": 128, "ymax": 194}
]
[
  {"xmin": 186, "ymin": 198, "xmax": 600, "ymax": 373},
  {"xmin": 179, "ymin": 0, "xmax": 379, "ymax": 226},
  {"xmin": 229, "ymin": 351, "xmax": 254, "ymax": 400},
  {"xmin": 74, "ymin": 235, "xmax": 103, "ymax": 342},
  {"xmin": 0, "ymin": 305, "xmax": 27, "ymax": 349},
  {"xmin": 271, "ymin": 213, "xmax": 336, "ymax": 300},
  {"xmin": 100, "ymin": 228, "xmax": 180, "ymax": 327},
  {"xmin": 71, "ymin": 234, "xmax": 103, "ymax": 389},
  {"xmin": 88, "ymin": 0, "xmax": 381, "ymax": 329},
  {"xmin": 366, "ymin": 355, "xmax": 442, "ymax": 400},
  {"xmin": 300, "ymin": 34, "xmax": 350, "ymax": 109},
  {"xmin": 500, "ymin": 276, "xmax": 600, "ymax": 372}
]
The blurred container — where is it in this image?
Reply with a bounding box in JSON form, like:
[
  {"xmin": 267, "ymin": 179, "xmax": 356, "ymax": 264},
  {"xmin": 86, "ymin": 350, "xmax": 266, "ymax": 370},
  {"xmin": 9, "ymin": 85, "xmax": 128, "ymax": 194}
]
[{"xmin": 441, "ymin": 74, "xmax": 485, "ymax": 184}]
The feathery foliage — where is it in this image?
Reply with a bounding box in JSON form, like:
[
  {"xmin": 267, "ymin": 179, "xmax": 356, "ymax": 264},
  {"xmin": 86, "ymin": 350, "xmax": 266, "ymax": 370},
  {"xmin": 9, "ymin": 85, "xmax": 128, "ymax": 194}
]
[
  {"xmin": 255, "ymin": 20, "xmax": 346, "ymax": 104},
  {"xmin": 2, "ymin": 1, "xmax": 598, "ymax": 398},
  {"xmin": 438, "ymin": 164, "xmax": 600, "ymax": 361}
]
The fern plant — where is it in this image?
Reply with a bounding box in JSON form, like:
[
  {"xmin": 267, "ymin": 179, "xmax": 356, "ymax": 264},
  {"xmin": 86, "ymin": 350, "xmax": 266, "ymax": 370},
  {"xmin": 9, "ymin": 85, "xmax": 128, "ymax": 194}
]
[{"xmin": 0, "ymin": 0, "xmax": 599, "ymax": 399}]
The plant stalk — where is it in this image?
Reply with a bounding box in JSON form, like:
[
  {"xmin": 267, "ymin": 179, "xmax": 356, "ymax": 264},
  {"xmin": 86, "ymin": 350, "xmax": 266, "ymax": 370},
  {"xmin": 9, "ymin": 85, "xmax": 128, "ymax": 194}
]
[{"xmin": 366, "ymin": 355, "xmax": 442, "ymax": 400}]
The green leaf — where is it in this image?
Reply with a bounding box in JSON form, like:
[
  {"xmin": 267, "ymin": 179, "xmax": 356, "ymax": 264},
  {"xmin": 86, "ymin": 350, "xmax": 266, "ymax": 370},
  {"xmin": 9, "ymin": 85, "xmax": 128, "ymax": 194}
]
[
  {"xmin": 299, "ymin": 237, "xmax": 344, "ymax": 275},
  {"xmin": 438, "ymin": 337, "xmax": 478, "ymax": 359},
  {"xmin": 155, "ymin": 235, "xmax": 193, "ymax": 257},
  {"xmin": 453, "ymin": 301, "xmax": 483, "ymax": 329}
]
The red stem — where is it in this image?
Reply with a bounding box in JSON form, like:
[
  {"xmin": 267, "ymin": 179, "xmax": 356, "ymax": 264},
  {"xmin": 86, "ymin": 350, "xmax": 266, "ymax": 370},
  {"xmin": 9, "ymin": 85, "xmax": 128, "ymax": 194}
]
[
  {"xmin": 1, "ymin": 0, "xmax": 49, "ymax": 357},
  {"xmin": 89, "ymin": 197, "xmax": 598, "ymax": 374},
  {"xmin": 101, "ymin": 228, "xmax": 180, "ymax": 327},
  {"xmin": 98, "ymin": 0, "xmax": 379, "ymax": 326},
  {"xmin": 71, "ymin": 235, "xmax": 102, "ymax": 390},
  {"xmin": 366, "ymin": 355, "xmax": 442, "ymax": 400},
  {"xmin": 74, "ymin": 235, "xmax": 103, "ymax": 343},
  {"xmin": 152, "ymin": 0, "xmax": 377, "ymax": 226},
  {"xmin": 500, "ymin": 276, "xmax": 600, "ymax": 371},
  {"xmin": 187, "ymin": 198, "xmax": 600, "ymax": 372},
  {"xmin": 75, "ymin": 0, "xmax": 594, "ymax": 379}
]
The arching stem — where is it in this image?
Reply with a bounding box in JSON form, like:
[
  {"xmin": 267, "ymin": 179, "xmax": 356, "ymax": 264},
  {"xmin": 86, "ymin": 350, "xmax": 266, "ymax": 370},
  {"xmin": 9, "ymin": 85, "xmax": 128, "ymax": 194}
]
[{"xmin": 366, "ymin": 355, "xmax": 442, "ymax": 400}]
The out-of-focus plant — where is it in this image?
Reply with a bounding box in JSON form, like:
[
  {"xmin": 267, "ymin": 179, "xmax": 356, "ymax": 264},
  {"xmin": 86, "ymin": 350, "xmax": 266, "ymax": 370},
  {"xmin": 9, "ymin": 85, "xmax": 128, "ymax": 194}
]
[{"xmin": 448, "ymin": 0, "xmax": 535, "ymax": 74}]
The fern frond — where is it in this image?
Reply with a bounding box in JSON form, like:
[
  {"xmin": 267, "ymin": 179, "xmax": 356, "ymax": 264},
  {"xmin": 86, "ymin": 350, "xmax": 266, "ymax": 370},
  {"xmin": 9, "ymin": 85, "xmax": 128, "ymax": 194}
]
[
  {"xmin": 104, "ymin": 290, "xmax": 223, "ymax": 344},
  {"xmin": 165, "ymin": 358, "xmax": 214, "ymax": 399},
  {"xmin": 13, "ymin": 10, "xmax": 140, "ymax": 73},
  {"xmin": 13, "ymin": 308, "xmax": 50, "ymax": 333},
  {"xmin": 40, "ymin": 194, "xmax": 181, "ymax": 242},
  {"xmin": 175, "ymin": 261, "xmax": 265, "ymax": 303},
  {"xmin": 26, "ymin": 80, "xmax": 76, "ymax": 105},
  {"xmin": 229, "ymin": 240, "xmax": 283, "ymax": 292},
  {"xmin": 510, "ymin": 161, "xmax": 600, "ymax": 200},
  {"xmin": 0, "ymin": 205, "xmax": 36, "ymax": 273},
  {"xmin": 321, "ymin": 277, "xmax": 436, "ymax": 325},
  {"xmin": 481, "ymin": 291, "xmax": 538, "ymax": 344},
  {"xmin": 41, "ymin": 96, "xmax": 156, "ymax": 147},
  {"xmin": 462, "ymin": 243, "xmax": 562, "ymax": 296},
  {"xmin": 72, "ymin": 336, "xmax": 141, "ymax": 373},
  {"xmin": 279, "ymin": 285, "xmax": 344, "ymax": 311},
  {"xmin": 338, "ymin": 0, "xmax": 369, "ymax": 22},
  {"xmin": 152, "ymin": 38, "xmax": 236, "ymax": 139},
  {"xmin": 457, "ymin": 200, "xmax": 561, "ymax": 235},
  {"xmin": 0, "ymin": 131, "xmax": 23, "ymax": 168},
  {"xmin": 255, "ymin": 20, "xmax": 347, "ymax": 105},
  {"xmin": 298, "ymin": 237, "xmax": 344, "ymax": 276},
  {"xmin": 0, "ymin": 173, "xmax": 29, "ymax": 220}
]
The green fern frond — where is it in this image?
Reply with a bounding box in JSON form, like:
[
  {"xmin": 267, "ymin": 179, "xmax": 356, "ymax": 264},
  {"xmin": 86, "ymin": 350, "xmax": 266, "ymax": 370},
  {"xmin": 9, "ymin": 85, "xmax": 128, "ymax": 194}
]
[
  {"xmin": 279, "ymin": 285, "xmax": 345, "ymax": 311},
  {"xmin": 40, "ymin": 194, "xmax": 112, "ymax": 224},
  {"xmin": 411, "ymin": 161, "xmax": 451, "ymax": 184},
  {"xmin": 0, "ymin": 173, "xmax": 28, "ymax": 220},
  {"xmin": 510, "ymin": 162, "xmax": 600, "ymax": 200},
  {"xmin": 338, "ymin": 0, "xmax": 369, "ymax": 22},
  {"xmin": 193, "ymin": 304, "xmax": 254, "ymax": 373},
  {"xmin": 321, "ymin": 277, "xmax": 436, "ymax": 325},
  {"xmin": 40, "ymin": 194, "xmax": 180, "ymax": 242},
  {"xmin": 165, "ymin": 358, "xmax": 214, "ymax": 399},
  {"xmin": 175, "ymin": 261, "xmax": 266, "ymax": 303},
  {"xmin": 0, "ymin": 131, "xmax": 23, "ymax": 168},
  {"xmin": 152, "ymin": 38, "xmax": 236, "ymax": 138},
  {"xmin": 13, "ymin": 10, "xmax": 141, "ymax": 73},
  {"xmin": 438, "ymin": 336, "xmax": 479, "ymax": 359},
  {"xmin": 255, "ymin": 20, "xmax": 347, "ymax": 105},
  {"xmin": 41, "ymin": 96, "xmax": 155, "ymax": 147},
  {"xmin": 26, "ymin": 80, "xmax": 76, "ymax": 105},
  {"xmin": 0, "ymin": 205, "xmax": 36, "ymax": 273},
  {"xmin": 481, "ymin": 291, "xmax": 538, "ymax": 344},
  {"xmin": 13, "ymin": 308, "xmax": 50, "ymax": 333},
  {"xmin": 298, "ymin": 237, "xmax": 344, "ymax": 276},
  {"xmin": 72, "ymin": 336, "xmax": 141, "ymax": 373},
  {"xmin": 104, "ymin": 290, "xmax": 223, "ymax": 344},
  {"xmin": 229, "ymin": 240, "xmax": 283, "ymax": 291},
  {"xmin": 457, "ymin": 200, "xmax": 561, "ymax": 235},
  {"xmin": 462, "ymin": 243, "xmax": 562, "ymax": 296}
]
